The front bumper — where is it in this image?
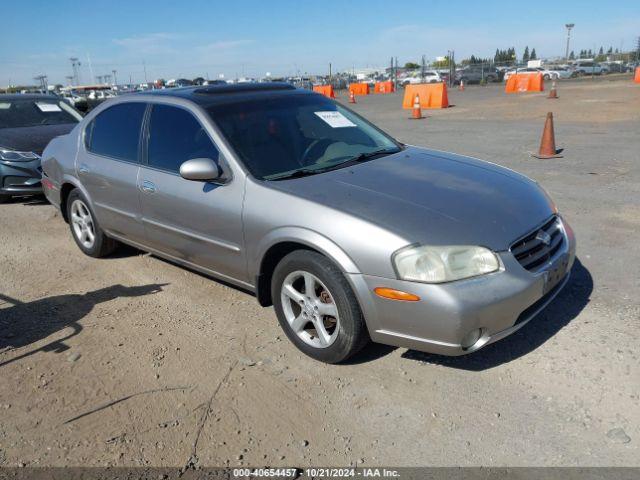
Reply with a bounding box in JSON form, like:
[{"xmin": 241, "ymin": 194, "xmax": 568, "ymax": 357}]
[
  {"xmin": 349, "ymin": 216, "xmax": 577, "ymax": 356},
  {"xmin": 0, "ymin": 158, "xmax": 43, "ymax": 196}
]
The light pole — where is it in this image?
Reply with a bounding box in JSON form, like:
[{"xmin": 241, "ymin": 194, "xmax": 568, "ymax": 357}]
[
  {"xmin": 70, "ymin": 57, "xmax": 81, "ymax": 85},
  {"xmin": 565, "ymin": 23, "xmax": 575, "ymax": 62}
]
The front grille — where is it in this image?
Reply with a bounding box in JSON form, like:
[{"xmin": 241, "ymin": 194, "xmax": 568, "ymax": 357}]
[{"xmin": 510, "ymin": 216, "xmax": 564, "ymax": 271}]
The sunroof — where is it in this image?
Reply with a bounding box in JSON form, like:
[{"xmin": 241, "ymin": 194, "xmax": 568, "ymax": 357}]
[{"xmin": 194, "ymin": 83, "xmax": 296, "ymax": 95}]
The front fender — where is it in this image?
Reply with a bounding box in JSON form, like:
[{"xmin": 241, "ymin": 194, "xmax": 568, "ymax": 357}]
[{"xmin": 250, "ymin": 226, "xmax": 361, "ymax": 280}]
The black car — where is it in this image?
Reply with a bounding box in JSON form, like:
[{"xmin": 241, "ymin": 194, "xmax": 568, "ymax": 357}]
[{"xmin": 0, "ymin": 94, "xmax": 82, "ymax": 203}]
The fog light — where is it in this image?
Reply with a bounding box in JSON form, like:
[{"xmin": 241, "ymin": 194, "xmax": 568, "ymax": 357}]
[{"xmin": 461, "ymin": 328, "xmax": 483, "ymax": 349}]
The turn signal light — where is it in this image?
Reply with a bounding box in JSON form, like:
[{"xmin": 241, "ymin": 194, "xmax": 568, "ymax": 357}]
[{"xmin": 374, "ymin": 287, "xmax": 420, "ymax": 302}]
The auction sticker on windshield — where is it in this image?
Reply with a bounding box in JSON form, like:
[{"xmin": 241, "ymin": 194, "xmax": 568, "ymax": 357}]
[
  {"xmin": 314, "ymin": 111, "xmax": 356, "ymax": 128},
  {"xmin": 35, "ymin": 102, "xmax": 62, "ymax": 112}
]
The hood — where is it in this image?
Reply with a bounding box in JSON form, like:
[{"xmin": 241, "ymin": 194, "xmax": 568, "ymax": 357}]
[
  {"xmin": 0, "ymin": 124, "xmax": 77, "ymax": 155},
  {"xmin": 267, "ymin": 147, "xmax": 555, "ymax": 251}
]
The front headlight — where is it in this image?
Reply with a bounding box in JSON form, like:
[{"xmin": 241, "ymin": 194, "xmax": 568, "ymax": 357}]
[
  {"xmin": 0, "ymin": 149, "xmax": 39, "ymax": 162},
  {"xmin": 393, "ymin": 245, "xmax": 500, "ymax": 283}
]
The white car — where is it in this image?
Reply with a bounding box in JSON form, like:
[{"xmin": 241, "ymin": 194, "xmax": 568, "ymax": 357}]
[
  {"xmin": 60, "ymin": 92, "xmax": 85, "ymax": 106},
  {"xmin": 88, "ymin": 90, "xmax": 116, "ymax": 100},
  {"xmin": 504, "ymin": 67, "xmax": 564, "ymax": 81},
  {"xmin": 401, "ymin": 71, "xmax": 442, "ymax": 86},
  {"xmin": 545, "ymin": 66, "xmax": 573, "ymax": 79}
]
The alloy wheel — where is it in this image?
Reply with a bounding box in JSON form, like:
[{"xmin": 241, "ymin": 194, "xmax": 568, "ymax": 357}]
[
  {"xmin": 280, "ymin": 270, "xmax": 340, "ymax": 348},
  {"xmin": 70, "ymin": 199, "xmax": 96, "ymax": 249}
]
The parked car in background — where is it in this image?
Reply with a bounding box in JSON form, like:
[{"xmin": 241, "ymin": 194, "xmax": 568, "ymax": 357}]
[
  {"xmin": 0, "ymin": 94, "xmax": 82, "ymax": 203},
  {"xmin": 41, "ymin": 83, "xmax": 575, "ymax": 363},
  {"xmin": 88, "ymin": 90, "xmax": 116, "ymax": 100},
  {"xmin": 401, "ymin": 70, "xmax": 442, "ymax": 86},
  {"xmin": 573, "ymin": 61, "xmax": 603, "ymax": 76},
  {"xmin": 545, "ymin": 66, "xmax": 573, "ymax": 79},
  {"xmin": 204, "ymin": 79, "xmax": 227, "ymax": 86},
  {"xmin": 601, "ymin": 62, "xmax": 626, "ymax": 73},
  {"xmin": 455, "ymin": 65, "xmax": 501, "ymax": 84},
  {"xmin": 504, "ymin": 67, "xmax": 532, "ymax": 80},
  {"xmin": 504, "ymin": 67, "xmax": 537, "ymax": 81},
  {"xmin": 60, "ymin": 91, "xmax": 85, "ymax": 107},
  {"xmin": 503, "ymin": 66, "xmax": 568, "ymax": 81}
]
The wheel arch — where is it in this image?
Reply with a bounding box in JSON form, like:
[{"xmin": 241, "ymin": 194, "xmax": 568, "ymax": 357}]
[
  {"xmin": 59, "ymin": 176, "xmax": 92, "ymax": 223},
  {"xmin": 253, "ymin": 228, "xmax": 360, "ymax": 307}
]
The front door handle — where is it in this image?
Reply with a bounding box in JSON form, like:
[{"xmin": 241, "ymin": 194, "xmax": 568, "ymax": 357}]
[
  {"xmin": 141, "ymin": 180, "xmax": 156, "ymax": 194},
  {"xmin": 78, "ymin": 164, "xmax": 89, "ymax": 174}
]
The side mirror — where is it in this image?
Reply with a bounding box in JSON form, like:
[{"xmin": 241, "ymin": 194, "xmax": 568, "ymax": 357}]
[{"xmin": 179, "ymin": 158, "xmax": 221, "ymax": 182}]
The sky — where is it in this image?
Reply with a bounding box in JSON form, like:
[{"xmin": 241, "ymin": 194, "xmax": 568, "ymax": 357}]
[{"xmin": 1, "ymin": 0, "xmax": 638, "ymax": 86}]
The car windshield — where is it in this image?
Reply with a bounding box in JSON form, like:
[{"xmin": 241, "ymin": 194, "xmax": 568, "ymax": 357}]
[
  {"xmin": 207, "ymin": 93, "xmax": 400, "ymax": 180},
  {"xmin": 0, "ymin": 99, "xmax": 82, "ymax": 129}
]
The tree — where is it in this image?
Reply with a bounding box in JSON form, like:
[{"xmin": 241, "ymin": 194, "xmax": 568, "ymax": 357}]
[
  {"xmin": 192, "ymin": 77, "xmax": 206, "ymax": 85},
  {"xmin": 598, "ymin": 46, "xmax": 604, "ymax": 56},
  {"xmin": 493, "ymin": 47, "xmax": 517, "ymax": 64},
  {"xmin": 432, "ymin": 57, "xmax": 452, "ymax": 68},
  {"xmin": 569, "ymin": 50, "xmax": 575, "ymax": 60},
  {"xmin": 530, "ymin": 48, "xmax": 537, "ymax": 60},
  {"xmin": 522, "ymin": 46, "xmax": 530, "ymax": 63},
  {"xmin": 404, "ymin": 62, "xmax": 420, "ymax": 70}
]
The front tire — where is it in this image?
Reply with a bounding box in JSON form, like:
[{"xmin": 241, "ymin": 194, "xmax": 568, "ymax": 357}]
[
  {"xmin": 271, "ymin": 250, "xmax": 369, "ymax": 363},
  {"xmin": 66, "ymin": 189, "xmax": 117, "ymax": 257}
]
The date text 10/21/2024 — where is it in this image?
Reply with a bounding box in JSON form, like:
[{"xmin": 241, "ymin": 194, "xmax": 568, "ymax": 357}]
[{"xmin": 232, "ymin": 468, "xmax": 401, "ymax": 478}]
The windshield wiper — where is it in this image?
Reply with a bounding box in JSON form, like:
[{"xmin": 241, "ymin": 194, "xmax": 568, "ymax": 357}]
[
  {"xmin": 346, "ymin": 148, "xmax": 400, "ymax": 163},
  {"xmin": 268, "ymin": 168, "xmax": 325, "ymax": 181},
  {"xmin": 268, "ymin": 148, "xmax": 400, "ymax": 181}
]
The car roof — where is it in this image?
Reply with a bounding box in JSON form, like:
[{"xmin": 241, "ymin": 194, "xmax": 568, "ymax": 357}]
[
  {"xmin": 135, "ymin": 82, "xmax": 311, "ymax": 107},
  {"xmin": 0, "ymin": 94, "xmax": 60, "ymax": 101}
]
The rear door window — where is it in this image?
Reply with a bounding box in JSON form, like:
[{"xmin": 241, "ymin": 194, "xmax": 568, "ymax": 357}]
[{"xmin": 87, "ymin": 102, "xmax": 146, "ymax": 163}]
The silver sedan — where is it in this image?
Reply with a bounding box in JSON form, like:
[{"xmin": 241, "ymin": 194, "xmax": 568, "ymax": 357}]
[{"xmin": 41, "ymin": 83, "xmax": 576, "ymax": 363}]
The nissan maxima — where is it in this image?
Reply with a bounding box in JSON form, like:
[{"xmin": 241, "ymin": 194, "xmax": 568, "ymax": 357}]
[
  {"xmin": 0, "ymin": 94, "xmax": 82, "ymax": 203},
  {"xmin": 40, "ymin": 83, "xmax": 576, "ymax": 363}
]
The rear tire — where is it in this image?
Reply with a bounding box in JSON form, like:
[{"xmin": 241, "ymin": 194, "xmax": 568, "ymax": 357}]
[
  {"xmin": 271, "ymin": 250, "xmax": 369, "ymax": 363},
  {"xmin": 66, "ymin": 189, "xmax": 118, "ymax": 257}
]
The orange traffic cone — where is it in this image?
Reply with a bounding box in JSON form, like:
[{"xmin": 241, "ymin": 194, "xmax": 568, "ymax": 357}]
[
  {"xmin": 459, "ymin": 80, "xmax": 465, "ymax": 91},
  {"xmin": 349, "ymin": 90, "xmax": 356, "ymax": 104},
  {"xmin": 547, "ymin": 81, "xmax": 558, "ymax": 99},
  {"xmin": 411, "ymin": 94, "xmax": 423, "ymax": 119},
  {"xmin": 531, "ymin": 112, "xmax": 563, "ymax": 159}
]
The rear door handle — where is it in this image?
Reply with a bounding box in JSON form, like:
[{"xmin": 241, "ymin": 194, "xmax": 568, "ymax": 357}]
[
  {"xmin": 141, "ymin": 180, "xmax": 156, "ymax": 194},
  {"xmin": 78, "ymin": 164, "xmax": 89, "ymax": 174}
]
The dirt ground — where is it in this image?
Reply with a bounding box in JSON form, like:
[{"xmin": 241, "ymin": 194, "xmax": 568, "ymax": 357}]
[{"xmin": 1, "ymin": 75, "xmax": 639, "ymax": 469}]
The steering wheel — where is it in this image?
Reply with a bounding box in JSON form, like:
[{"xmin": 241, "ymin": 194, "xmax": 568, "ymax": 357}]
[{"xmin": 301, "ymin": 139, "xmax": 332, "ymax": 166}]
